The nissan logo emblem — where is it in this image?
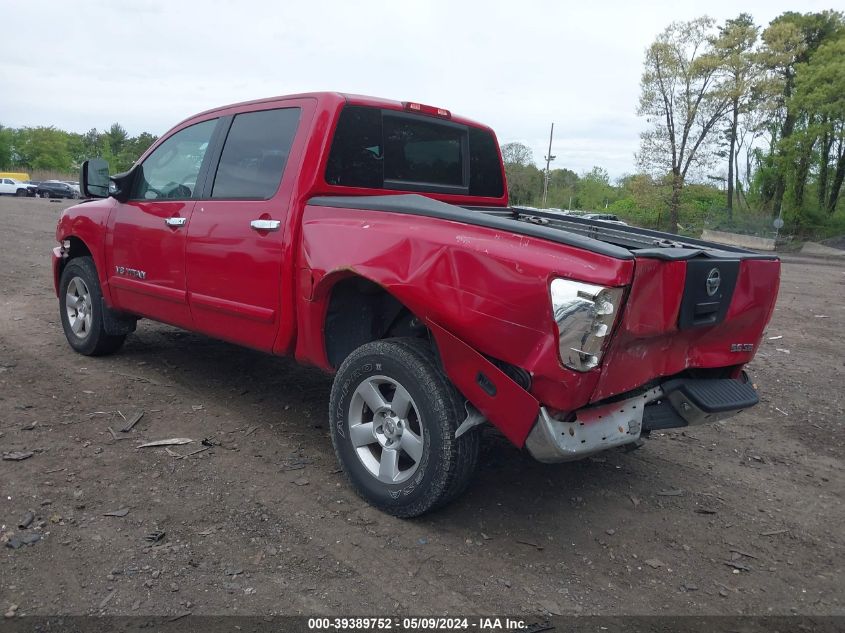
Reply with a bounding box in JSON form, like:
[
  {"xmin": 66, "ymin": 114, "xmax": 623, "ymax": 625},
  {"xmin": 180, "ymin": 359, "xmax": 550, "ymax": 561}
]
[{"xmin": 705, "ymin": 268, "xmax": 721, "ymax": 297}]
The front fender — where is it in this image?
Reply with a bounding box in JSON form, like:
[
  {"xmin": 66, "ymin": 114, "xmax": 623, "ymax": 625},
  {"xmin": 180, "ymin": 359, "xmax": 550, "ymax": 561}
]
[{"xmin": 54, "ymin": 199, "xmax": 115, "ymax": 302}]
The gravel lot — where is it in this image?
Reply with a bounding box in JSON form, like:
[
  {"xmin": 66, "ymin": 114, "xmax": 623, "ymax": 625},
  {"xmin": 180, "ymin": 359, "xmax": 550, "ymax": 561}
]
[{"xmin": 0, "ymin": 197, "xmax": 843, "ymax": 617}]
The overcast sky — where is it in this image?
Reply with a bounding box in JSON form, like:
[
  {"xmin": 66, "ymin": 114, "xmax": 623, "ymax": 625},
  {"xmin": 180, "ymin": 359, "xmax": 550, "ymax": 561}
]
[{"xmin": 1, "ymin": 0, "xmax": 837, "ymax": 178}]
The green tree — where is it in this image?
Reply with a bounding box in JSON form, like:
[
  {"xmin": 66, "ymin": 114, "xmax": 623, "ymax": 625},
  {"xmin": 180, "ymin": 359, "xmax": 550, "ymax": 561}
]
[
  {"xmin": 577, "ymin": 166, "xmax": 615, "ymax": 210},
  {"xmin": 501, "ymin": 141, "xmax": 542, "ymax": 205},
  {"xmin": 609, "ymin": 174, "xmax": 671, "ymax": 228},
  {"xmin": 73, "ymin": 128, "xmax": 104, "ymax": 165},
  {"xmin": 14, "ymin": 127, "xmax": 74, "ymax": 171},
  {"xmin": 792, "ymin": 32, "xmax": 845, "ymax": 213},
  {"xmin": 713, "ymin": 13, "xmax": 760, "ymax": 218},
  {"xmin": 0, "ymin": 125, "xmax": 13, "ymax": 168},
  {"xmin": 501, "ymin": 141, "xmax": 534, "ymax": 167},
  {"xmin": 637, "ymin": 17, "xmax": 732, "ymax": 232},
  {"xmin": 758, "ymin": 10, "xmax": 844, "ymax": 216},
  {"xmin": 104, "ymin": 123, "xmax": 129, "ymax": 157},
  {"xmin": 0, "ymin": 122, "xmax": 157, "ymax": 175},
  {"xmin": 546, "ymin": 168, "xmax": 579, "ymax": 209}
]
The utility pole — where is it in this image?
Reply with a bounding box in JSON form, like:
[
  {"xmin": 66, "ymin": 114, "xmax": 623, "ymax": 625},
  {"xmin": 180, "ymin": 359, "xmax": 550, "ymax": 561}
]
[{"xmin": 541, "ymin": 122, "xmax": 555, "ymax": 208}]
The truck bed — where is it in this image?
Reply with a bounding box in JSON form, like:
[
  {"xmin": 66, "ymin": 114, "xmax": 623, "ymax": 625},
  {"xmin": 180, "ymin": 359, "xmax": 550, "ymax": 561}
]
[
  {"xmin": 471, "ymin": 206, "xmax": 777, "ymax": 261},
  {"xmin": 308, "ymin": 194, "xmax": 777, "ymax": 261}
]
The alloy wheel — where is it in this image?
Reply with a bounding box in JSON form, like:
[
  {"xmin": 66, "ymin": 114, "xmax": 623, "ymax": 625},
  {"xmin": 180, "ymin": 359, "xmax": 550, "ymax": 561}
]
[
  {"xmin": 347, "ymin": 375, "xmax": 424, "ymax": 484},
  {"xmin": 65, "ymin": 276, "xmax": 93, "ymax": 339}
]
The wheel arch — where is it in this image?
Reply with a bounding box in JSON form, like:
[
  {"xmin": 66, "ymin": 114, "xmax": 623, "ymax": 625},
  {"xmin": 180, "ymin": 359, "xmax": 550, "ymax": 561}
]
[
  {"xmin": 320, "ymin": 272, "xmax": 428, "ymax": 369},
  {"xmin": 55, "ymin": 235, "xmax": 94, "ymax": 290},
  {"xmin": 310, "ymin": 270, "xmax": 540, "ymax": 448}
]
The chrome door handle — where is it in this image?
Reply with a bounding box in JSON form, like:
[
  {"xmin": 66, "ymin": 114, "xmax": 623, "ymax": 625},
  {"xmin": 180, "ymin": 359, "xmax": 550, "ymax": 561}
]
[
  {"xmin": 165, "ymin": 217, "xmax": 187, "ymax": 227},
  {"xmin": 250, "ymin": 219, "xmax": 281, "ymax": 231}
]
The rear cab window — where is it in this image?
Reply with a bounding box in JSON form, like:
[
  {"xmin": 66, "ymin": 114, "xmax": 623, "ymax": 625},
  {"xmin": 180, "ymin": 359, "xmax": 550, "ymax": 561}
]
[{"xmin": 325, "ymin": 105, "xmax": 504, "ymax": 198}]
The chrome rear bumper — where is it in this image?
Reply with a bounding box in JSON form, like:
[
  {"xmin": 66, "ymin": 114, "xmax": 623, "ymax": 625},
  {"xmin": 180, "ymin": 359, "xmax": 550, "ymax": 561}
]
[{"xmin": 525, "ymin": 377, "xmax": 758, "ymax": 463}]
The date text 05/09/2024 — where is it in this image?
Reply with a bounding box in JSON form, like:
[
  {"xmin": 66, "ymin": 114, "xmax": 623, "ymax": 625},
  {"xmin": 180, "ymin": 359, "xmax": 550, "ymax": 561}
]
[{"xmin": 307, "ymin": 617, "xmax": 529, "ymax": 631}]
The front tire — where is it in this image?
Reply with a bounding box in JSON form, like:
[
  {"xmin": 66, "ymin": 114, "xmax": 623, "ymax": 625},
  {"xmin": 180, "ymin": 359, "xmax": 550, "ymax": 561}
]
[
  {"xmin": 59, "ymin": 256, "xmax": 126, "ymax": 356},
  {"xmin": 330, "ymin": 338, "xmax": 479, "ymax": 518}
]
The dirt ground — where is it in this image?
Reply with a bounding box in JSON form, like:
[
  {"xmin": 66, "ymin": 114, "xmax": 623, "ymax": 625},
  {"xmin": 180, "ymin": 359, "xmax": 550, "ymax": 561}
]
[{"xmin": 0, "ymin": 196, "xmax": 842, "ymax": 618}]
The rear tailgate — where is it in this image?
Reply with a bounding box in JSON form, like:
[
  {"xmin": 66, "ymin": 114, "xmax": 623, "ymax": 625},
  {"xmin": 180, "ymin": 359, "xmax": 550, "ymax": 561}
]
[{"xmin": 591, "ymin": 254, "xmax": 780, "ymax": 402}]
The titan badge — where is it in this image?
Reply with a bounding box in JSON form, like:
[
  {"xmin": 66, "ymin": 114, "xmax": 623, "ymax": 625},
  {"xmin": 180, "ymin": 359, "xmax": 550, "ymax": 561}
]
[{"xmin": 115, "ymin": 266, "xmax": 147, "ymax": 280}]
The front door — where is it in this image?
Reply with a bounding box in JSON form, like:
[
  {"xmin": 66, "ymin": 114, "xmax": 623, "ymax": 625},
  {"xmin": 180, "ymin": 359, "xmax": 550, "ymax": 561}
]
[
  {"xmin": 185, "ymin": 105, "xmax": 304, "ymax": 351},
  {"xmin": 107, "ymin": 118, "xmax": 218, "ymax": 329}
]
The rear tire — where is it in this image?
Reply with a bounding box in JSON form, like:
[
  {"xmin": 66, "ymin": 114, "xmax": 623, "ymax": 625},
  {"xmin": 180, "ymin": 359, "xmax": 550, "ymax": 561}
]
[
  {"xmin": 59, "ymin": 256, "xmax": 126, "ymax": 356},
  {"xmin": 329, "ymin": 338, "xmax": 479, "ymax": 517}
]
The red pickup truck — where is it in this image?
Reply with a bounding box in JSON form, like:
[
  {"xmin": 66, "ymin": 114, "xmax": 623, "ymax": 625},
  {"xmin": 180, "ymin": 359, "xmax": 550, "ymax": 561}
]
[{"xmin": 53, "ymin": 92, "xmax": 780, "ymax": 517}]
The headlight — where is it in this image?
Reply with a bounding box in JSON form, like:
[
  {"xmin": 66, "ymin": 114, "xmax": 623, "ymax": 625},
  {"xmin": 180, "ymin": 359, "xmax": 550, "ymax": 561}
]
[{"xmin": 550, "ymin": 278, "xmax": 625, "ymax": 371}]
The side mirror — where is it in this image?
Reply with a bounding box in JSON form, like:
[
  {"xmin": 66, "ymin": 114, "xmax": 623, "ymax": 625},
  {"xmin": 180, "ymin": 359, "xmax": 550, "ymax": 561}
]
[{"xmin": 80, "ymin": 159, "xmax": 110, "ymax": 198}]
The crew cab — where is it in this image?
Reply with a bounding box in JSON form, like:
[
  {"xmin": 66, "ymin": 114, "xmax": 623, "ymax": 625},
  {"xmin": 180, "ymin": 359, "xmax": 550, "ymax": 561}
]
[{"xmin": 53, "ymin": 92, "xmax": 780, "ymax": 517}]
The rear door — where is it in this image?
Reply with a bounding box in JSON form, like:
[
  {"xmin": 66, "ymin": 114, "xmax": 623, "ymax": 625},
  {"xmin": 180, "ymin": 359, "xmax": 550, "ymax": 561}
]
[
  {"xmin": 184, "ymin": 102, "xmax": 307, "ymax": 351},
  {"xmin": 107, "ymin": 118, "xmax": 219, "ymax": 328}
]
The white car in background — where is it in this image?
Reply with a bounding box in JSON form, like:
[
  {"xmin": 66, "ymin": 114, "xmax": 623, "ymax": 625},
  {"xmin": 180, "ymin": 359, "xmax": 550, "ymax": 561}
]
[{"xmin": 0, "ymin": 178, "xmax": 37, "ymax": 197}]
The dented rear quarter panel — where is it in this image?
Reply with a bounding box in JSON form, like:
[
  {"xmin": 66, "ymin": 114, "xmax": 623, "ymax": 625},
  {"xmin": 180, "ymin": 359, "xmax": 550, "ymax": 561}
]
[{"xmin": 294, "ymin": 203, "xmax": 636, "ymax": 417}]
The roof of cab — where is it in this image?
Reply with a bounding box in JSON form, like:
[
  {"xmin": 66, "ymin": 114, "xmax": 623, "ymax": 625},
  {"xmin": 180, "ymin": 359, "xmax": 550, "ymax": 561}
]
[{"xmin": 177, "ymin": 91, "xmax": 494, "ymax": 133}]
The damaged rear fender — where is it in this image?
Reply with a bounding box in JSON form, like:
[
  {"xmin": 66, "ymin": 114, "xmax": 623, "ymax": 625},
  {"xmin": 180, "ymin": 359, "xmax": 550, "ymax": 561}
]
[{"xmin": 427, "ymin": 320, "xmax": 539, "ymax": 447}]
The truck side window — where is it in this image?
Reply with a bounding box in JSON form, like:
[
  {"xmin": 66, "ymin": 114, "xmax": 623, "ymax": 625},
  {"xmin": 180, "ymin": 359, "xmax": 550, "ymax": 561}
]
[
  {"xmin": 211, "ymin": 108, "xmax": 300, "ymax": 200},
  {"xmin": 468, "ymin": 127, "xmax": 504, "ymax": 197},
  {"xmin": 130, "ymin": 119, "xmax": 217, "ymax": 201},
  {"xmin": 325, "ymin": 106, "xmax": 383, "ymax": 188}
]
